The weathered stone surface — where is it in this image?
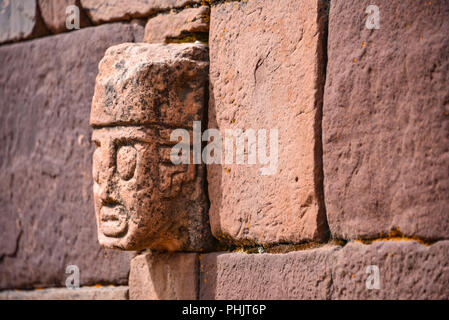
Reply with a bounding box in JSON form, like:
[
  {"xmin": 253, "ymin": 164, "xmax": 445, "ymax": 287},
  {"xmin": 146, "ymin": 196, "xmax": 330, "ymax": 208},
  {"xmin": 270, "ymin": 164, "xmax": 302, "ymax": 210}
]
[
  {"xmin": 81, "ymin": 0, "xmax": 202, "ymax": 24},
  {"xmin": 90, "ymin": 43, "xmax": 213, "ymax": 251},
  {"xmin": 200, "ymin": 241, "xmax": 449, "ymax": 300},
  {"xmin": 207, "ymin": 0, "xmax": 329, "ymax": 245},
  {"xmin": 91, "ymin": 42, "xmax": 209, "ymax": 127},
  {"xmin": 0, "ymin": 0, "xmax": 48, "ymax": 44},
  {"xmin": 0, "ymin": 286, "xmax": 128, "ymax": 300},
  {"xmin": 330, "ymin": 241, "xmax": 449, "ymax": 299},
  {"xmin": 0, "ymin": 23, "xmax": 142, "ymax": 290},
  {"xmin": 199, "ymin": 246, "xmax": 339, "ymax": 300},
  {"xmin": 129, "ymin": 252, "xmax": 198, "ymax": 300},
  {"xmin": 323, "ymin": 0, "xmax": 449, "ymax": 240},
  {"xmin": 143, "ymin": 6, "xmax": 209, "ymax": 43},
  {"xmin": 38, "ymin": 0, "xmax": 91, "ymax": 34}
]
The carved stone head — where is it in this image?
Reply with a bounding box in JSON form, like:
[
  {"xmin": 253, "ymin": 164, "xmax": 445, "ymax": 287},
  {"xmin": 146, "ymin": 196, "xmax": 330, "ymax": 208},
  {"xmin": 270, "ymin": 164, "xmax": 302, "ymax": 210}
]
[{"xmin": 90, "ymin": 43, "xmax": 212, "ymax": 251}]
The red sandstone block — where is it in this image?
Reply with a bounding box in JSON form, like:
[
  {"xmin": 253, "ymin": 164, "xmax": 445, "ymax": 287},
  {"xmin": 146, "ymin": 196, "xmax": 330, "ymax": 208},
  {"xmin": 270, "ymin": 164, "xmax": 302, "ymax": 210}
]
[
  {"xmin": 207, "ymin": 0, "xmax": 329, "ymax": 245},
  {"xmin": 143, "ymin": 6, "xmax": 209, "ymax": 43},
  {"xmin": 129, "ymin": 252, "xmax": 198, "ymax": 300},
  {"xmin": 199, "ymin": 246, "xmax": 339, "ymax": 300},
  {"xmin": 81, "ymin": 0, "xmax": 203, "ymax": 24},
  {"xmin": 323, "ymin": 0, "xmax": 449, "ymax": 240},
  {"xmin": 200, "ymin": 241, "xmax": 449, "ymax": 300},
  {"xmin": 330, "ymin": 241, "xmax": 449, "ymax": 299}
]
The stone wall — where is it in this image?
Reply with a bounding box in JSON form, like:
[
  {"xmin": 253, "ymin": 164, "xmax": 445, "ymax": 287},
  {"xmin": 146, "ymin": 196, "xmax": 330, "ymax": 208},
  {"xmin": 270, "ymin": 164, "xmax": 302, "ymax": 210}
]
[{"xmin": 0, "ymin": 0, "xmax": 448, "ymax": 300}]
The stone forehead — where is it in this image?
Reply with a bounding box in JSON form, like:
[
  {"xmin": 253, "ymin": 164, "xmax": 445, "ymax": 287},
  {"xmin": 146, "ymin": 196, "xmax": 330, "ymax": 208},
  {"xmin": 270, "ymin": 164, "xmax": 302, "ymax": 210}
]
[
  {"xmin": 90, "ymin": 42, "xmax": 209, "ymax": 127},
  {"xmin": 91, "ymin": 125, "xmax": 185, "ymax": 146}
]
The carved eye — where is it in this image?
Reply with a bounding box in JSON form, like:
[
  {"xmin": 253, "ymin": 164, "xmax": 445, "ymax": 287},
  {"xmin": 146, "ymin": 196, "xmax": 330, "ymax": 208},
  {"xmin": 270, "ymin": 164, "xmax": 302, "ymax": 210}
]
[
  {"xmin": 116, "ymin": 145, "xmax": 137, "ymax": 181},
  {"xmin": 93, "ymin": 147, "xmax": 101, "ymax": 183}
]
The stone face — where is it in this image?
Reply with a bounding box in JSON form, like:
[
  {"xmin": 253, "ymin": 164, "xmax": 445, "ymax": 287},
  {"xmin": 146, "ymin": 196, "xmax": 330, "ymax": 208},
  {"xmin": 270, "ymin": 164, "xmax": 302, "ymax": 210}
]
[
  {"xmin": 0, "ymin": 286, "xmax": 128, "ymax": 300},
  {"xmin": 81, "ymin": 0, "xmax": 202, "ymax": 24},
  {"xmin": 199, "ymin": 246, "xmax": 339, "ymax": 300},
  {"xmin": 0, "ymin": 0, "xmax": 48, "ymax": 44},
  {"xmin": 143, "ymin": 6, "xmax": 209, "ymax": 43},
  {"xmin": 129, "ymin": 252, "xmax": 198, "ymax": 300},
  {"xmin": 207, "ymin": 0, "xmax": 329, "ymax": 245},
  {"xmin": 330, "ymin": 241, "xmax": 449, "ymax": 299},
  {"xmin": 0, "ymin": 24, "xmax": 141, "ymax": 290},
  {"xmin": 90, "ymin": 43, "xmax": 212, "ymax": 251},
  {"xmin": 323, "ymin": 0, "xmax": 449, "ymax": 240},
  {"xmin": 38, "ymin": 0, "xmax": 91, "ymax": 34}
]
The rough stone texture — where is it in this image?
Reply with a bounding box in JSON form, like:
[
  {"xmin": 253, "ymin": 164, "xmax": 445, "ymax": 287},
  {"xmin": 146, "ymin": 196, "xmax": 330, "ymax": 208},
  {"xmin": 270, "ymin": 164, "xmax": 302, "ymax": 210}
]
[
  {"xmin": 90, "ymin": 43, "xmax": 213, "ymax": 251},
  {"xmin": 0, "ymin": 0, "xmax": 48, "ymax": 44},
  {"xmin": 38, "ymin": 0, "xmax": 91, "ymax": 34},
  {"xmin": 81, "ymin": 0, "xmax": 202, "ymax": 24},
  {"xmin": 199, "ymin": 246, "xmax": 339, "ymax": 300},
  {"xmin": 0, "ymin": 23, "xmax": 144, "ymax": 290},
  {"xmin": 0, "ymin": 286, "xmax": 128, "ymax": 300},
  {"xmin": 200, "ymin": 241, "xmax": 449, "ymax": 300},
  {"xmin": 129, "ymin": 252, "xmax": 198, "ymax": 300},
  {"xmin": 330, "ymin": 241, "xmax": 449, "ymax": 299},
  {"xmin": 207, "ymin": 0, "xmax": 329, "ymax": 245},
  {"xmin": 91, "ymin": 42, "xmax": 209, "ymax": 127},
  {"xmin": 143, "ymin": 6, "xmax": 209, "ymax": 43},
  {"xmin": 323, "ymin": 0, "xmax": 449, "ymax": 240}
]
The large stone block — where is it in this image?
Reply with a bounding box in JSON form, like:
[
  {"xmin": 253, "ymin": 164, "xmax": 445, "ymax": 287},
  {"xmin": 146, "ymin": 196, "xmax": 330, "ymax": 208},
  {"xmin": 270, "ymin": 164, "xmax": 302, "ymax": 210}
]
[
  {"xmin": 207, "ymin": 0, "xmax": 329, "ymax": 245},
  {"xmin": 129, "ymin": 252, "xmax": 198, "ymax": 300},
  {"xmin": 323, "ymin": 0, "xmax": 449, "ymax": 240},
  {"xmin": 0, "ymin": 0, "xmax": 48, "ymax": 44},
  {"xmin": 0, "ymin": 286, "xmax": 129, "ymax": 300},
  {"xmin": 81, "ymin": 0, "xmax": 202, "ymax": 24},
  {"xmin": 38, "ymin": 0, "xmax": 91, "ymax": 34},
  {"xmin": 199, "ymin": 246, "xmax": 339, "ymax": 300},
  {"xmin": 143, "ymin": 6, "xmax": 209, "ymax": 43},
  {"xmin": 200, "ymin": 241, "xmax": 449, "ymax": 300},
  {"xmin": 0, "ymin": 23, "xmax": 143, "ymax": 290},
  {"xmin": 330, "ymin": 241, "xmax": 449, "ymax": 299},
  {"xmin": 90, "ymin": 43, "xmax": 213, "ymax": 251}
]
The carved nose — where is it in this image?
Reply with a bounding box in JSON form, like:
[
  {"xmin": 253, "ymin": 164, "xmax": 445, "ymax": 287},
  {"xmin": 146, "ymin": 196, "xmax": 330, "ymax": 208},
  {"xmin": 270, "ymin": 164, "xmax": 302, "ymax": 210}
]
[
  {"xmin": 99, "ymin": 168, "xmax": 119, "ymax": 204},
  {"xmin": 99, "ymin": 185, "xmax": 121, "ymax": 206},
  {"xmin": 99, "ymin": 183, "xmax": 112, "ymax": 201}
]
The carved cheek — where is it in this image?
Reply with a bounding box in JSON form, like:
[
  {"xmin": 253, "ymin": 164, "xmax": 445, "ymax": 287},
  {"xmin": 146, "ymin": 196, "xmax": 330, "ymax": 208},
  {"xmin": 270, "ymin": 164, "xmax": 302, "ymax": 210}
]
[
  {"xmin": 92, "ymin": 148, "xmax": 101, "ymax": 184},
  {"xmin": 116, "ymin": 145, "xmax": 137, "ymax": 181}
]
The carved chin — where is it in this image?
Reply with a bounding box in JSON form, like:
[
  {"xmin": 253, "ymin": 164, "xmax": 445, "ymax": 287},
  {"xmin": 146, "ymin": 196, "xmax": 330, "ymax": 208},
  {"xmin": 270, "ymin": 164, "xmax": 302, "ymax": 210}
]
[{"xmin": 99, "ymin": 205, "xmax": 128, "ymax": 237}]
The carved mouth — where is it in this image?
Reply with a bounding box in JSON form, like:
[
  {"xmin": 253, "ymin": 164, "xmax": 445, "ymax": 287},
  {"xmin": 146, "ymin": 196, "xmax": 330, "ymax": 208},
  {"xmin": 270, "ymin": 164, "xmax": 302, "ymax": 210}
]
[{"xmin": 100, "ymin": 204, "xmax": 128, "ymax": 237}]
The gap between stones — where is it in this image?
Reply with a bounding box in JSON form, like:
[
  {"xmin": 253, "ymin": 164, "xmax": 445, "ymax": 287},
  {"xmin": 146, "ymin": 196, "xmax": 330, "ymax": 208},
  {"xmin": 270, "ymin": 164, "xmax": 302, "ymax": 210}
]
[
  {"xmin": 165, "ymin": 32, "xmax": 209, "ymax": 44},
  {"xmin": 208, "ymin": 0, "xmax": 248, "ymax": 6},
  {"xmin": 204, "ymin": 233, "xmax": 439, "ymax": 255}
]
